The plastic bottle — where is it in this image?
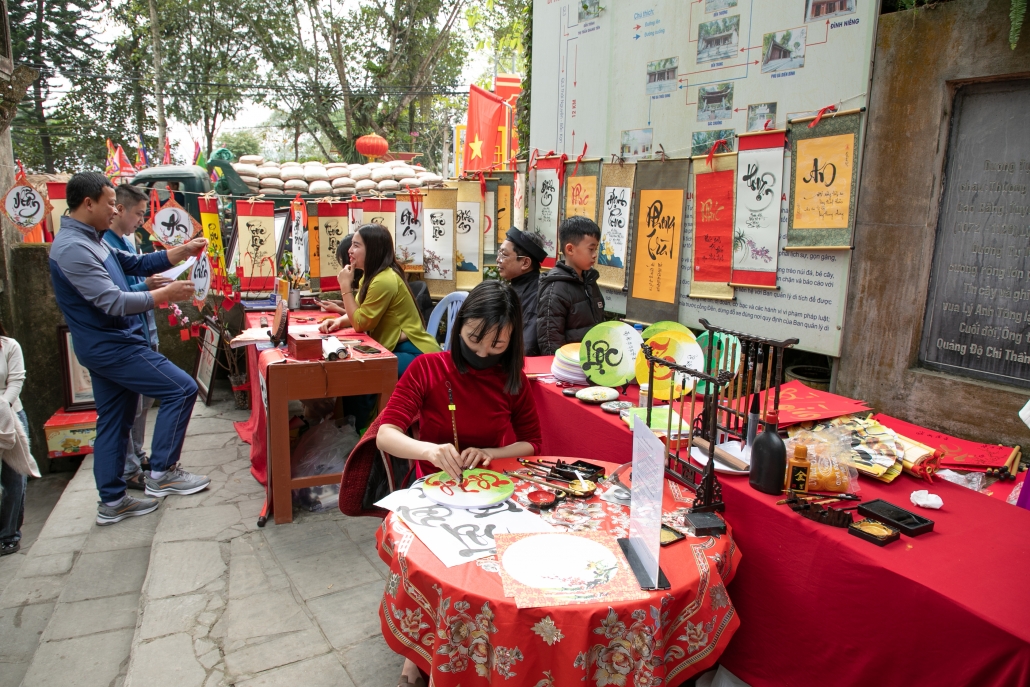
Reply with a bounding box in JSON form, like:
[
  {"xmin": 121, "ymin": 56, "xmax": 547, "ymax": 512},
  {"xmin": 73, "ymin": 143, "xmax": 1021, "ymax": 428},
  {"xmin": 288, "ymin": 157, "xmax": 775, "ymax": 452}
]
[
  {"xmin": 786, "ymin": 444, "xmax": 811, "ymax": 492},
  {"xmin": 748, "ymin": 410, "xmax": 787, "ymax": 495},
  {"xmin": 638, "ymin": 383, "xmax": 650, "ymax": 408}
]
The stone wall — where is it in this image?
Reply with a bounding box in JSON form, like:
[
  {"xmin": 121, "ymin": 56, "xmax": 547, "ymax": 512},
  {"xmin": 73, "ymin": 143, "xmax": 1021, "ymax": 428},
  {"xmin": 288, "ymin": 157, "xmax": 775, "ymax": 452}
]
[{"xmin": 838, "ymin": 0, "xmax": 1030, "ymax": 445}]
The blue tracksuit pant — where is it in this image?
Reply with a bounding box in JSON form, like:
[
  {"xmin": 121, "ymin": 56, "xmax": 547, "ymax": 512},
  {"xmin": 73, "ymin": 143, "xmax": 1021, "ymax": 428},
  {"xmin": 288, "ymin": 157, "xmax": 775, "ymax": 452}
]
[{"xmin": 89, "ymin": 345, "xmax": 197, "ymax": 502}]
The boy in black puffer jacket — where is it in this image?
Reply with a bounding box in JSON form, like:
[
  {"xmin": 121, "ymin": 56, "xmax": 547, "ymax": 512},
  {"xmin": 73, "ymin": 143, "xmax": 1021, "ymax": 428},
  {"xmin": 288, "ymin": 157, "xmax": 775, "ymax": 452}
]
[{"xmin": 536, "ymin": 216, "xmax": 606, "ymax": 355}]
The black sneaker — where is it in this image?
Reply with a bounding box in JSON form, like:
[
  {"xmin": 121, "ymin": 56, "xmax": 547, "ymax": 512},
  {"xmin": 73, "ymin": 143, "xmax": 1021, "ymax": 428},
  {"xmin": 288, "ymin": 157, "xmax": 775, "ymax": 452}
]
[
  {"xmin": 96, "ymin": 495, "xmax": 160, "ymax": 526},
  {"xmin": 125, "ymin": 471, "xmax": 147, "ymax": 491},
  {"xmin": 0, "ymin": 541, "xmax": 19, "ymax": 556}
]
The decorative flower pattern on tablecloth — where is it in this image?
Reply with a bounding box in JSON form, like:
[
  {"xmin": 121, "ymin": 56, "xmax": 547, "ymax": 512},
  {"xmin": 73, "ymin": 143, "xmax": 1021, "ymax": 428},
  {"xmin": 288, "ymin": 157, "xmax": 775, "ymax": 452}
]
[
  {"xmin": 542, "ymin": 501, "xmax": 606, "ymax": 531},
  {"xmin": 679, "ymin": 618, "xmax": 717, "ymax": 655},
  {"xmin": 434, "ymin": 586, "xmax": 524, "ymax": 679},
  {"xmin": 387, "ymin": 572, "xmax": 400, "ymax": 597},
  {"xmin": 532, "ymin": 616, "xmax": 565, "ymax": 645},
  {"xmin": 534, "ymin": 670, "xmax": 556, "ymax": 687},
  {"xmin": 574, "ymin": 602, "xmax": 674, "ymax": 687},
  {"xmin": 393, "ymin": 605, "xmax": 429, "ymax": 640},
  {"xmin": 709, "ymin": 583, "xmax": 729, "ymax": 611}
]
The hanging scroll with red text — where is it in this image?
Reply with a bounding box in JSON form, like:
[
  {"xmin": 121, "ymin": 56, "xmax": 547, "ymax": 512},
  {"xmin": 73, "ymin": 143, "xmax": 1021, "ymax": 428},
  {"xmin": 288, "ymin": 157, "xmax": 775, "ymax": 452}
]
[
  {"xmin": 234, "ymin": 199, "xmax": 277, "ymax": 292},
  {"xmin": 625, "ymin": 158, "xmax": 689, "ymax": 324},
  {"xmin": 690, "ymin": 153, "xmax": 736, "ymax": 301}
]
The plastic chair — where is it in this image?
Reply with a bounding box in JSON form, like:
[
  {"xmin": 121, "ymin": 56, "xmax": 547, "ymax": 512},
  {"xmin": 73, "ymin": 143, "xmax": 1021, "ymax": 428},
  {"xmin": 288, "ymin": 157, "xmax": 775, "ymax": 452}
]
[{"xmin": 427, "ymin": 291, "xmax": 468, "ymax": 351}]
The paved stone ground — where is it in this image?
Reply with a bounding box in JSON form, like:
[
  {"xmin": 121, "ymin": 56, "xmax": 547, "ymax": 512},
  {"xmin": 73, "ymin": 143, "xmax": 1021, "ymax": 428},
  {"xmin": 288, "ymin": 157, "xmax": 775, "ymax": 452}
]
[{"xmin": 1, "ymin": 386, "xmax": 402, "ymax": 687}]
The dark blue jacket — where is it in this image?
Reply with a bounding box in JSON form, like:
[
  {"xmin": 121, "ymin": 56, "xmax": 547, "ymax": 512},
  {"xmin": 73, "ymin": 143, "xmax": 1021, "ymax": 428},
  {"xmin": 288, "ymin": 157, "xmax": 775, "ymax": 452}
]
[
  {"xmin": 50, "ymin": 217, "xmax": 172, "ymax": 368},
  {"xmin": 102, "ymin": 230, "xmax": 160, "ymax": 349}
]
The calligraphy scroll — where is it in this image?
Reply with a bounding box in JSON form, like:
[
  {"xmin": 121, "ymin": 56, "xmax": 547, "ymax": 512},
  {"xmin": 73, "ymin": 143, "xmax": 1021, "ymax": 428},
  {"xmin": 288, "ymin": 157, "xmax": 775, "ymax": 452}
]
[
  {"xmin": 363, "ymin": 198, "xmax": 396, "ymax": 240},
  {"xmin": 395, "ymin": 191, "xmax": 424, "ymax": 272},
  {"xmin": 423, "ymin": 187, "xmax": 458, "ymax": 298},
  {"xmin": 348, "ymin": 198, "xmax": 363, "ymax": 233},
  {"xmin": 492, "ymin": 171, "xmax": 515, "ymax": 251},
  {"xmin": 514, "ymin": 160, "xmax": 527, "ymax": 233},
  {"xmin": 625, "ymin": 159, "xmax": 689, "ymax": 324},
  {"xmin": 455, "ymin": 180, "xmax": 484, "ymax": 290},
  {"xmin": 287, "ymin": 197, "xmax": 308, "ymax": 276},
  {"xmin": 562, "ymin": 158, "xmax": 602, "ymax": 226},
  {"xmin": 317, "ymin": 201, "xmax": 348, "ymax": 291},
  {"xmin": 787, "ymin": 111, "xmax": 861, "ymax": 249},
  {"xmin": 307, "ymin": 202, "xmax": 320, "ymax": 279},
  {"xmin": 198, "ymin": 196, "xmax": 228, "ymax": 280},
  {"xmin": 145, "ymin": 197, "xmax": 202, "ymax": 248},
  {"xmin": 46, "ymin": 181, "xmax": 67, "ymax": 237},
  {"xmin": 191, "ymin": 253, "xmax": 212, "ymax": 308},
  {"xmin": 529, "ymin": 156, "xmax": 564, "ymax": 266},
  {"xmin": 732, "ymin": 130, "xmax": 785, "ymax": 288},
  {"xmin": 235, "ymin": 199, "xmax": 276, "ymax": 292},
  {"xmin": 483, "ymin": 178, "xmax": 498, "ymax": 266},
  {"xmin": 597, "ymin": 163, "xmax": 637, "ymax": 290},
  {"xmin": 690, "ymin": 153, "xmax": 736, "ymax": 301}
]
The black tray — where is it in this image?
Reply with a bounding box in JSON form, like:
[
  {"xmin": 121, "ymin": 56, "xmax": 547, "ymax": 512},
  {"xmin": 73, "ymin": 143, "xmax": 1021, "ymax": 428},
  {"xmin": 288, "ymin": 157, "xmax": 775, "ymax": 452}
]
[{"xmin": 857, "ymin": 499, "xmax": 935, "ymax": 537}]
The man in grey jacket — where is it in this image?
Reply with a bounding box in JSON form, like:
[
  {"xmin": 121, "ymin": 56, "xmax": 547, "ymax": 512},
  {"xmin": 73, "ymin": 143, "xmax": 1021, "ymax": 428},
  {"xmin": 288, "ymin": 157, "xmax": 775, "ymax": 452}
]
[{"xmin": 50, "ymin": 172, "xmax": 210, "ymax": 525}]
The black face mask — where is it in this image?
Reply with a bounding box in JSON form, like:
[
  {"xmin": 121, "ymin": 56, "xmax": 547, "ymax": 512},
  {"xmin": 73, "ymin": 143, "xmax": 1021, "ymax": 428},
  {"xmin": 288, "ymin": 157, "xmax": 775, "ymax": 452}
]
[{"xmin": 459, "ymin": 336, "xmax": 504, "ymax": 370}]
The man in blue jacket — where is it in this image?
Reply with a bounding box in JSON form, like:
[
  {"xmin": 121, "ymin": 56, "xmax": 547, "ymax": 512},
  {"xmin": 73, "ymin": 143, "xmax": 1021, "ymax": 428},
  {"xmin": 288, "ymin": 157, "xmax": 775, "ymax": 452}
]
[{"xmin": 51, "ymin": 172, "xmax": 210, "ymax": 525}]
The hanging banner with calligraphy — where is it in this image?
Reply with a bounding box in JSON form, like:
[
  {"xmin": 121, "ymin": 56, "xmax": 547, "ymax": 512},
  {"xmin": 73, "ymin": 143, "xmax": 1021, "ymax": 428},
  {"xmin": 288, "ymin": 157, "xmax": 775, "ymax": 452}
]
[
  {"xmin": 287, "ymin": 197, "xmax": 308, "ymax": 277},
  {"xmin": 144, "ymin": 196, "xmax": 202, "ymax": 248},
  {"xmin": 514, "ymin": 161, "xmax": 527, "ymax": 234},
  {"xmin": 307, "ymin": 202, "xmax": 320, "ymax": 279},
  {"xmin": 626, "ymin": 159, "xmax": 689, "ymax": 323},
  {"xmin": 197, "ymin": 196, "xmax": 228, "ymax": 280},
  {"xmin": 597, "ymin": 162, "xmax": 637, "ymax": 291},
  {"xmin": 483, "ymin": 177, "xmax": 498, "ymax": 266},
  {"xmin": 395, "ymin": 192, "xmax": 424, "ymax": 272},
  {"xmin": 234, "ymin": 199, "xmax": 277, "ymax": 292},
  {"xmin": 491, "ymin": 171, "xmax": 515, "ymax": 253},
  {"xmin": 529, "ymin": 156, "xmax": 564, "ymax": 267},
  {"xmin": 690, "ymin": 153, "xmax": 737, "ymax": 302},
  {"xmin": 362, "ymin": 197, "xmax": 396, "ymax": 241},
  {"xmin": 348, "ymin": 198, "xmax": 363, "ymax": 233},
  {"xmin": 455, "ymin": 180, "xmax": 484, "ymax": 290},
  {"xmin": 423, "ymin": 187, "xmax": 458, "ymax": 298},
  {"xmin": 46, "ymin": 181, "xmax": 68, "ymax": 237},
  {"xmin": 562, "ymin": 159, "xmax": 601, "ymax": 225},
  {"xmin": 787, "ymin": 112, "xmax": 860, "ymax": 249},
  {"xmin": 731, "ymin": 130, "xmax": 785, "ymax": 288},
  {"xmin": 3, "ymin": 174, "xmax": 50, "ymax": 237},
  {"xmin": 317, "ymin": 200, "xmax": 349, "ymax": 291}
]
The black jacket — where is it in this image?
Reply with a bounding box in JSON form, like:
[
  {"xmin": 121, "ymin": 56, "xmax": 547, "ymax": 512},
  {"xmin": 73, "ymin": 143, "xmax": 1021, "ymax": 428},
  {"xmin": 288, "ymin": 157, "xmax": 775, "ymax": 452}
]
[
  {"xmin": 536, "ymin": 261, "xmax": 605, "ymax": 356},
  {"xmin": 509, "ymin": 270, "xmax": 541, "ymax": 357}
]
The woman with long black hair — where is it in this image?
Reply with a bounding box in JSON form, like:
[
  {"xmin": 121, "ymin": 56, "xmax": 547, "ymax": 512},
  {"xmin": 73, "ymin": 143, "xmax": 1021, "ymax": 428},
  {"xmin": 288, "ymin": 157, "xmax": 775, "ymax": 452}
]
[{"xmin": 320, "ymin": 224, "xmax": 439, "ymax": 375}]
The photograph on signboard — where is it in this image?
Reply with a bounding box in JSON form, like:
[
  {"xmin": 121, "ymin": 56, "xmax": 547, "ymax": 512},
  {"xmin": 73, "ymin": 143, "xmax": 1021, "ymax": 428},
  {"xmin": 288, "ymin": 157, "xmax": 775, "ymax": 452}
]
[
  {"xmin": 620, "ymin": 128, "xmax": 653, "ymax": 161},
  {"xmin": 580, "ymin": 0, "xmax": 600, "ymax": 21},
  {"xmin": 697, "ymin": 16, "xmax": 740, "ymax": 63},
  {"xmin": 691, "ymin": 129, "xmax": 736, "ymax": 156},
  {"xmin": 697, "ymin": 83, "xmax": 734, "ymax": 122},
  {"xmin": 805, "ymin": 0, "xmax": 855, "ymax": 22},
  {"xmin": 706, "ymin": 0, "xmax": 737, "ymax": 11},
  {"xmin": 645, "ymin": 57, "xmax": 678, "ymax": 95},
  {"xmin": 747, "ymin": 102, "xmax": 778, "ymax": 131},
  {"xmin": 762, "ymin": 28, "xmax": 807, "ymax": 74}
]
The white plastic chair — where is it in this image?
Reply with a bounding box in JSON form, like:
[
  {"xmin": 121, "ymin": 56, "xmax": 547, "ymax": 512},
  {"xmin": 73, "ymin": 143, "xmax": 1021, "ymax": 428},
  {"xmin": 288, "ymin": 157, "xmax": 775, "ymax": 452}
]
[{"xmin": 427, "ymin": 291, "xmax": 468, "ymax": 351}]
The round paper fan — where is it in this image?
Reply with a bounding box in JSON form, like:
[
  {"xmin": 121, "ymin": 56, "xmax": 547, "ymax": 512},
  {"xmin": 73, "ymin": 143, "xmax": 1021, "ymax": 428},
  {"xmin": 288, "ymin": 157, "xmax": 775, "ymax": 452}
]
[
  {"xmin": 578, "ymin": 322, "xmax": 643, "ymax": 387},
  {"xmin": 640, "ymin": 320, "xmax": 694, "ymax": 342},
  {"xmin": 635, "ymin": 330, "xmax": 705, "ymax": 400}
]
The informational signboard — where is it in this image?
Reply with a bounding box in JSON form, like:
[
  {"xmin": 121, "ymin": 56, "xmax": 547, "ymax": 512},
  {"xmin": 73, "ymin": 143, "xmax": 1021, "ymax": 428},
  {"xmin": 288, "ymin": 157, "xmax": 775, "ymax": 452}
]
[
  {"xmin": 530, "ymin": 0, "xmax": 876, "ymax": 356},
  {"xmin": 920, "ymin": 80, "xmax": 1030, "ymax": 389}
]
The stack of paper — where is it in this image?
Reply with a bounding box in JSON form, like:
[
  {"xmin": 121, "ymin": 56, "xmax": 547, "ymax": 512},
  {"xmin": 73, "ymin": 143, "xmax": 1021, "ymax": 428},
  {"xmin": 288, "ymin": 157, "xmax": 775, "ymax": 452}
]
[{"xmin": 551, "ymin": 343, "xmax": 588, "ymax": 385}]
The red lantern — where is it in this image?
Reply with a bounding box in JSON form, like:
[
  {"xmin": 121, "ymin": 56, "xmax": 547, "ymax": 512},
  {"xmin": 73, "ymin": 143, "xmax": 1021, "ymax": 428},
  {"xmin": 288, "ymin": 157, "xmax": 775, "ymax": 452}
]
[{"xmin": 355, "ymin": 133, "xmax": 389, "ymax": 162}]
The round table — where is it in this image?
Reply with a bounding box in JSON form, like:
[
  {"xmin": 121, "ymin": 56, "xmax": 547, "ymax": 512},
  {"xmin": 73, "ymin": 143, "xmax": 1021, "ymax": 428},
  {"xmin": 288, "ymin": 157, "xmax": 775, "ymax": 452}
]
[{"xmin": 375, "ymin": 458, "xmax": 742, "ymax": 686}]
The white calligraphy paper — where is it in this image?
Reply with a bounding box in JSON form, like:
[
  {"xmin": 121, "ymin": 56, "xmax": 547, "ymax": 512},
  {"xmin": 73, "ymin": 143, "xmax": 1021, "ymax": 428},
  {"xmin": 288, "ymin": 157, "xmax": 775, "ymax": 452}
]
[
  {"xmin": 348, "ymin": 206, "xmax": 363, "ymax": 234},
  {"xmin": 599, "ymin": 186, "xmax": 631, "ymax": 269},
  {"xmin": 152, "ymin": 205, "xmax": 195, "ymax": 246},
  {"xmin": 159, "ymin": 255, "xmax": 196, "ymax": 280},
  {"xmin": 190, "ymin": 253, "xmax": 212, "ymax": 305},
  {"xmin": 3, "ymin": 183, "xmax": 46, "ymax": 230},
  {"xmin": 424, "ymin": 208, "xmax": 454, "ymax": 279},
  {"xmin": 375, "ymin": 487, "xmax": 553, "ymax": 568},
  {"xmin": 532, "ymin": 168, "xmax": 560, "ymax": 260},
  {"xmin": 456, "ymin": 201, "xmax": 481, "ymax": 272},
  {"xmin": 733, "ymin": 146, "xmax": 784, "ymax": 277},
  {"xmin": 290, "ymin": 213, "xmax": 308, "ymax": 274},
  {"xmin": 395, "ymin": 196, "xmax": 424, "ymax": 269}
]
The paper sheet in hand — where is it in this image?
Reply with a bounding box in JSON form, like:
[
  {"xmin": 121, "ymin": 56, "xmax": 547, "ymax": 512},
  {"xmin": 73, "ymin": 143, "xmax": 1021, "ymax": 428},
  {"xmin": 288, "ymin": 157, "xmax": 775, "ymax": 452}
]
[
  {"xmin": 159, "ymin": 256, "xmax": 196, "ymax": 280},
  {"xmin": 375, "ymin": 488, "xmax": 553, "ymax": 567}
]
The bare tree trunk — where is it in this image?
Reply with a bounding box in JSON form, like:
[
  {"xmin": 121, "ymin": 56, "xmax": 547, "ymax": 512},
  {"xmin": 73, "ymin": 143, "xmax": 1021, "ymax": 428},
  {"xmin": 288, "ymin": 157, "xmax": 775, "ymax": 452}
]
[
  {"xmin": 148, "ymin": 0, "xmax": 168, "ymax": 161},
  {"xmin": 33, "ymin": 0, "xmax": 54, "ymax": 172}
]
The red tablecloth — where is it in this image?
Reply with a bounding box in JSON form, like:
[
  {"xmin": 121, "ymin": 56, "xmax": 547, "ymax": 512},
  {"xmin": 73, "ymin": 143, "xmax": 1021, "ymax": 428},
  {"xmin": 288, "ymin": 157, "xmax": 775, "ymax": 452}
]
[
  {"xmin": 376, "ymin": 458, "xmax": 741, "ymax": 687},
  {"xmin": 531, "ymin": 378, "xmax": 1030, "ymax": 686}
]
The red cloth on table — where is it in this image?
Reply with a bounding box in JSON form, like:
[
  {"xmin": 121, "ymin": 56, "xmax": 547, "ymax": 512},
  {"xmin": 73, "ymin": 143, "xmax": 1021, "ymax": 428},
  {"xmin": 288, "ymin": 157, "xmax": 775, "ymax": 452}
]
[
  {"xmin": 533, "ymin": 380, "xmax": 1030, "ymax": 686},
  {"xmin": 874, "ymin": 412, "xmax": 1016, "ymax": 469},
  {"xmin": 376, "ymin": 457, "xmax": 741, "ymax": 687},
  {"xmin": 380, "ymin": 351, "xmax": 541, "ymax": 476}
]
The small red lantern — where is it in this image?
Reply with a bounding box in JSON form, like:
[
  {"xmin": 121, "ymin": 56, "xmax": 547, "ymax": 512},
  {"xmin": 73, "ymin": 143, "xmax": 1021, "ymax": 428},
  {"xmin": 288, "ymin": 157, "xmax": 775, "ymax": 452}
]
[{"xmin": 355, "ymin": 133, "xmax": 389, "ymax": 162}]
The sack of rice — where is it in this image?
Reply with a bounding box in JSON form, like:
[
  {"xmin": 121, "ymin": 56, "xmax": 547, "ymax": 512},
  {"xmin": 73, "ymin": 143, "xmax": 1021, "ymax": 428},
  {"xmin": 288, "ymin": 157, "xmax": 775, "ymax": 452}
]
[
  {"xmin": 332, "ymin": 176, "xmax": 356, "ymax": 189},
  {"xmin": 411, "ymin": 165, "xmax": 426, "ymax": 173},
  {"xmin": 396, "ymin": 177, "xmax": 422, "ymax": 189},
  {"xmin": 377, "ymin": 179, "xmax": 400, "ymax": 192},
  {"xmin": 349, "ymin": 167, "xmax": 372, "ymax": 181},
  {"xmin": 233, "ymin": 163, "xmax": 260, "ymax": 178},
  {"xmin": 325, "ymin": 162, "xmax": 346, "ymax": 169},
  {"xmin": 370, "ymin": 167, "xmax": 394, "ymax": 183},
  {"xmin": 416, "ymin": 172, "xmax": 443, "ymax": 184},
  {"xmin": 304, "ymin": 166, "xmax": 330, "ymax": 182},
  {"xmin": 366, "ymin": 162, "xmax": 385, "ymax": 169},
  {"xmin": 284, "ymin": 179, "xmax": 309, "ymax": 192},
  {"xmin": 260, "ymin": 160, "xmax": 280, "ymax": 167},
  {"xmin": 354, "ymin": 179, "xmax": 377, "ymax": 193},
  {"xmin": 257, "ymin": 167, "xmax": 281, "ymax": 180},
  {"xmin": 308, "ymin": 180, "xmax": 332, "ymax": 195},
  {"xmin": 245, "ymin": 183, "xmax": 260, "ymax": 192},
  {"xmin": 391, "ymin": 167, "xmax": 415, "ymax": 180},
  {"xmin": 238, "ymin": 175, "xmax": 260, "ymax": 186},
  {"xmin": 327, "ymin": 167, "xmax": 350, "ymax": 180},
  {"xmin": 280, "ymin": 166, "xmax": 306, "ymax": 181},
  {"xmin": 384, "ymin": 160, "xmax": 406, "ymax": 168},
  {"xmin": 259, "ymin": 177, "xmax": 285, "ymax": 189},
  {"xmin": 239, "ymin": 154, "xmax": 265, "ymax": 166}
]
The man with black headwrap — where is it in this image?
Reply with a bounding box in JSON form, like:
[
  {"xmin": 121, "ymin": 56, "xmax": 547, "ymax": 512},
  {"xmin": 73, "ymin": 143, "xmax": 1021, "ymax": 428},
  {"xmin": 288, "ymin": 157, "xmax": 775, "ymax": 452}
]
[{"xmin": 496, "ymin": 228, "xmax": 548, "ymax": 357}]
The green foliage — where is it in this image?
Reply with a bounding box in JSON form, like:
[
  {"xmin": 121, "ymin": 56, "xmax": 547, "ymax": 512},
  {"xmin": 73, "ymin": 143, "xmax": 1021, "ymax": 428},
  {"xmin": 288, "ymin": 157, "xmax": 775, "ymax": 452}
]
[
  {"xmin": 1012, "ymin": 0, "xmax": 1026, "ymax": 49},
  {"xmin": 216, "ymin": 131, "xmax": 263, "ymax": 160}
]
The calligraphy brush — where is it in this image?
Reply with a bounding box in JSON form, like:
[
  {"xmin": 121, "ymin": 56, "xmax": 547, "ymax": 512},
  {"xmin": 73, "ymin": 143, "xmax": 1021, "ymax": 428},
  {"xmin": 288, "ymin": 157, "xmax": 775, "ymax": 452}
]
[
  {"xmin": 445, "ymin": 382, "xmax": 463, "ymax": 483},
  {"xmin": 746, "ymin": 346, "xmax": 764, "ymax": 446},
  {"xmin": 762, "ymin": 345, "xmax": 775, "ymax": 424},
  {"xmin": 727, "ymin": 342, "xmax": 737, "ymax": 439},
  {"xmin": 742, "ymin": 342, "xmax": 755, "ymax": 442},
  {"xmin": 675, "ymin": 373, "xmax": 689, "ymax": 460},
  {"xmin": 734, "ymin": 344, "xmax": 745, "ymax": 437}
]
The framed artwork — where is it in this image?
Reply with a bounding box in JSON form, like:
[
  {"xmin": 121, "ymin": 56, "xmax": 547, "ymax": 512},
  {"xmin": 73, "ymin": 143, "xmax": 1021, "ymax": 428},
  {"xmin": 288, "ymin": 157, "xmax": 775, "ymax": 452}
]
[
  {"xmin": 57, "ymin": 325, "xmax": 95, "ymax": 411},
  {"xmin": 193, "ymin": 317, "xmax": 221, "ymax": 405}
]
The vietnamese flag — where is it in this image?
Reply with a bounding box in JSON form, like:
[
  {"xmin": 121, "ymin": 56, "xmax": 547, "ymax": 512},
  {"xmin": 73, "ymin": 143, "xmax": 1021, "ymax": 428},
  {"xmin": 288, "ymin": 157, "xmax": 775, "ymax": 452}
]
[{"xmin": 462, "ymin": 84, "xmax": 505, "ymax": 173}]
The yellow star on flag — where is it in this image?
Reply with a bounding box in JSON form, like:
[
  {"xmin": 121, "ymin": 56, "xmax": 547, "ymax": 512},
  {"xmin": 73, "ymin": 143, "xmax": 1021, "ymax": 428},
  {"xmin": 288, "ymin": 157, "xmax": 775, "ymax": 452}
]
[{"xmin": 468, "ymin": 134, "xmax": 484, "ymax": 160}]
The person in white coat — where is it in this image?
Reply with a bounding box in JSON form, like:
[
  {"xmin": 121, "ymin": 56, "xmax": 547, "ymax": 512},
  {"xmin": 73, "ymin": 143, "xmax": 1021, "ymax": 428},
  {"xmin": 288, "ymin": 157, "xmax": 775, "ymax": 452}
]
[{"xmin": 0, "ymin": 322, "xmax": 28, "ymax": 556}]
